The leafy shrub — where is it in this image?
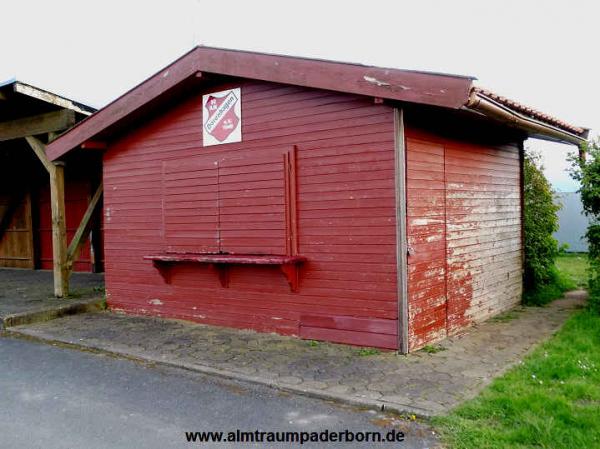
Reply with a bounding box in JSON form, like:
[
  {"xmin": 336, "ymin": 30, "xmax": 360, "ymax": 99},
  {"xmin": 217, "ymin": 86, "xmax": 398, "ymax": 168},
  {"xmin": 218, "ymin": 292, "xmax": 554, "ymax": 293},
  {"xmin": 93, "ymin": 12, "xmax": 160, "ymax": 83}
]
[
  {"xmin": 523, "ymin": 151, "xmax": 561, "ymax": 299},
  {"xmin": 585, "ymin": 225, "xmax": 600, "ymax": 313},
  {"xmin": 587, "ymin": 273, "xmax": 600, "ymax": 313},
  {"xmin": 570, "ymin": 139, "xmax": 600, "ymax": 313},
  {"xmin": 522, "ymin": 266, "xmax": 575, "ymax": 306}
]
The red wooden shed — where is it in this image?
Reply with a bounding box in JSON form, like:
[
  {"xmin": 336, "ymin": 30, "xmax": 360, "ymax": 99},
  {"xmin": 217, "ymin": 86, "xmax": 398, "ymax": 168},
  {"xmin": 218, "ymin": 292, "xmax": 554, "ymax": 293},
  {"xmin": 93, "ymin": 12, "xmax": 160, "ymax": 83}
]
[{"xmin": 46, "ymin": 47, "xmax": 588, "ymax": 352}]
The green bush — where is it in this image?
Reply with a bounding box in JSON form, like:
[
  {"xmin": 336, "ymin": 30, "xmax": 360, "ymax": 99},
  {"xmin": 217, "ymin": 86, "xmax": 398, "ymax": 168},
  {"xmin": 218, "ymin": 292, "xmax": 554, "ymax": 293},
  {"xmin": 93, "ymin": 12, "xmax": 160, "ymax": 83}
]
[
  {"xmin": 522, "ymin": 267, "xmax": 575, "ymax": 306},
  {"xmin": 570, "ymin": 139, "xmax": 600, "ymax": 313},
  {"xmin": 587, "ymin": 276, "xmax": 600, "ymax": 313},
  {"xmin": 523, "ymin": 151, "xmax": 561, "ymax": 298},
  {"xmin": 586, "ymin": 225, "xmax": 600, "ymax": 313}
]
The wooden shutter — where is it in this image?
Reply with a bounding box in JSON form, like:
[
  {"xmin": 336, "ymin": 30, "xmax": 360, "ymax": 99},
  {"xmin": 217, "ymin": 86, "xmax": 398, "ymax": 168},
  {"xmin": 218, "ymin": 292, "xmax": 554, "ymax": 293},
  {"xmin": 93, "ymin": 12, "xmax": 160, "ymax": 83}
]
[
  {"xmin": 218, "ymin": 151, "xmax": 288, "ymax": 255},
  {"xmin": 162, "ymin": 147, "xmax": 297, "ymax": 255},
  {"xmin": 163, "ymin": 156, "xmax": 219, "ymax": 253}
]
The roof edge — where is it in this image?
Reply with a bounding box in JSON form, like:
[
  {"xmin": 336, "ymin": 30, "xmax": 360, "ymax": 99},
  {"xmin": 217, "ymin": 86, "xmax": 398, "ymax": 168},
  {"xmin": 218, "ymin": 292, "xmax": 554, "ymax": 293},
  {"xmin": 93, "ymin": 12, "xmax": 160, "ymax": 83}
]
[
  {"xmin": 47, "ymin": 47, "xmax": 204, "ymax": 161},
  {"xmin": 46, "ymin": 45, "xmax": 588, "ymax": 160},
  {"xmin": 13, "ymin": 82, "xmax": 96, "ymax": 116},
  {"xmin": 0, "ymin": 79, "xmax": 96, "ymax": 115},
  {"xmin": 466, "ymin": 89, "xmax": 587, "ymax": 145},
  {"xmin": 195, "ymin": 45, "xmax": 477, "ymax": 81},
  {"xmin": 46, "ymin": 46, "xmax": 475, "ymax": 161}
]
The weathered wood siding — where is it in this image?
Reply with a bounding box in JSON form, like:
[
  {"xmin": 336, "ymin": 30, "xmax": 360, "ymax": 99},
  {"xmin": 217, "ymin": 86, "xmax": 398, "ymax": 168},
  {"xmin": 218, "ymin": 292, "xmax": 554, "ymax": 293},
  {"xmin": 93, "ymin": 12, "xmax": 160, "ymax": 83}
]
[
  {"xmin": 0, "ymin": 192, "xmax": 35, "ymax": 268},
  {"xmin": 103, "ymin": 80, "xmax": 399, "ymax": 348},
  {"xmin": 406, "ymin": 128, "xmax": 522, "ymax": 350}
]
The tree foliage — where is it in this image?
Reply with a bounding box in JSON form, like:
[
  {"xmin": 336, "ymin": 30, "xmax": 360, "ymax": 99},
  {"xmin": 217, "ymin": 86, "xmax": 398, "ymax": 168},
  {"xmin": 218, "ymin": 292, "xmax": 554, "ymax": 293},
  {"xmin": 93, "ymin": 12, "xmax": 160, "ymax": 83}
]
[
  {"xmin": 570, "ymin": 139, "xmax": 600, "ymax": 217},
  {"xmin": 570, "ymin": 138, "xmax": 600, "ymax": 312},
  {"xmin": 523, "ymin": 151, "xmax": 561, "ymax": 293}
]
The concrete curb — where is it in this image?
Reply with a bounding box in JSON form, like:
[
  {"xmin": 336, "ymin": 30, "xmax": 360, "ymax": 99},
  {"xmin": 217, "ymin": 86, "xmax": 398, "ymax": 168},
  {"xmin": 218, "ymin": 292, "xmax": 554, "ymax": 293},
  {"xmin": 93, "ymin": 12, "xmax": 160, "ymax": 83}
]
[
  {"xmin": 0, "ymin": 298, "xmax": 106, "ymax": 330},
  {"xmin": 4, "ymin": 327, "xmax": 434, "ymax": 418}
]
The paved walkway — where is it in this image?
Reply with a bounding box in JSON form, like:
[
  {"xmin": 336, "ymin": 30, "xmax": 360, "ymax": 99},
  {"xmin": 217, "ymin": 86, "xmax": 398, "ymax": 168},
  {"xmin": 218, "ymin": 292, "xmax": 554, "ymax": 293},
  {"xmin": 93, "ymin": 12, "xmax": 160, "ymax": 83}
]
[
  {"xmin": 5, "ymin": 291, "xmax": 586, "ymax": 416},
  {"xmin": 0, "ymin": 269, "xmax": 105, "ymax": 328}
]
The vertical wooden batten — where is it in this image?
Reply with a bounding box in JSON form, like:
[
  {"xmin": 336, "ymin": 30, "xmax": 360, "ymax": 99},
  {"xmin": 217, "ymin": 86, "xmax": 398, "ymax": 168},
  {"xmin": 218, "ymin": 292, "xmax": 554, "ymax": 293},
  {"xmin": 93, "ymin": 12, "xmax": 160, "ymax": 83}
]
[
  {"xmin": 519, "ymin": 141, "xmax": 525, "ymax": 270},
  {"xmin": 283, "ymin": 146, "xmax": 299, "ymax": 257},
  {"xmin": 394, "ymin": 108, "xmax": 409, "ymax": 354}
]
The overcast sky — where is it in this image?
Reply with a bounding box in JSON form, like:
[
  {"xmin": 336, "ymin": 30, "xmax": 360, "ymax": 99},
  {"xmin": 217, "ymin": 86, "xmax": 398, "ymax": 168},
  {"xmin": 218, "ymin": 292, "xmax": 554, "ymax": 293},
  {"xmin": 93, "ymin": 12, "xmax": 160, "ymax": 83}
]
[{"xmin": 1, "ymin": 0, "xmax": 596, "ymax": 191}]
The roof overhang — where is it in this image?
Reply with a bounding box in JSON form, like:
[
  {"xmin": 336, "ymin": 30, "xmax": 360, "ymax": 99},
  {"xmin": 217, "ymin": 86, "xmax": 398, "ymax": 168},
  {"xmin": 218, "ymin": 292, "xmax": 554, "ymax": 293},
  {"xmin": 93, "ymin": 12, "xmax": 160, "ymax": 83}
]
[
  {"xmin": 465, "ymin": 89, "xmax": 588, "ymax": 146},
  {"xmin": 0, "ymin": 79, "xmax": 95, "ymax": 116},
  {"xmin": 46, "ymin": 46, "xmax": 475, "ymax": 161},
  {"xmin": 0, "ymin": 79, "xmax": 96, "ymax": 145},
  {"xmin": 45, "ymin": 46, "xmax": 588, "ymax": 161}
]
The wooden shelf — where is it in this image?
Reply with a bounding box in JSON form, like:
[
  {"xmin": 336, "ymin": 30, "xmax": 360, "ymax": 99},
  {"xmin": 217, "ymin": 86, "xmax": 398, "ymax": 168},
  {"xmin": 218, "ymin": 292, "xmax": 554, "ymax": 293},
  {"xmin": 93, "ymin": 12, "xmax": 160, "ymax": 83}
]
[{"xmin": 144, "ymin": 253, "xmax": 307, "ymax": 292}]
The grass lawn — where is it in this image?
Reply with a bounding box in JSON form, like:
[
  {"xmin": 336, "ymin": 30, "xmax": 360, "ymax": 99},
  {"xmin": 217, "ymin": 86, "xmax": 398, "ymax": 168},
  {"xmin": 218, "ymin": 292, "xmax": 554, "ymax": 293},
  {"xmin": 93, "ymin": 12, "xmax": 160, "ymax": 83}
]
[
  {"xmin": 556, "ymin": 253, "xmax": 589, "ymax": 288},
  {"xmin": 523, "ymin": 254, "xmax": 589, "ymax": 306},
  {"xmin": 433, "ymin": 310, "xmax": 600, "ymax": 448},
  {"xmin": 434, "ymin": 254, "xmax": 600, "ymax": 449}
]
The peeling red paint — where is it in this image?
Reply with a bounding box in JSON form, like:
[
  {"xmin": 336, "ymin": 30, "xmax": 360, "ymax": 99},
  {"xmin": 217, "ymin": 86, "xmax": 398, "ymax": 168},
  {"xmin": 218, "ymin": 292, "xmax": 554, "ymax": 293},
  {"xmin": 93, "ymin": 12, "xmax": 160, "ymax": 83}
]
[{"xmin": 406, "ymin": 129, "xmax": 522, "ymax": 351}]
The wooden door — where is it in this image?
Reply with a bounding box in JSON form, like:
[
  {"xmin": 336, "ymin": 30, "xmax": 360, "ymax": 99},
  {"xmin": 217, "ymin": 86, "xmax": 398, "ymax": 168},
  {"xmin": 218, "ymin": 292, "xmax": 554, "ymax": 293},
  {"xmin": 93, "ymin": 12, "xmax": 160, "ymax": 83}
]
[{"xmin": 0, "ymin": 192, "xmax": 35, "ymax": 268}]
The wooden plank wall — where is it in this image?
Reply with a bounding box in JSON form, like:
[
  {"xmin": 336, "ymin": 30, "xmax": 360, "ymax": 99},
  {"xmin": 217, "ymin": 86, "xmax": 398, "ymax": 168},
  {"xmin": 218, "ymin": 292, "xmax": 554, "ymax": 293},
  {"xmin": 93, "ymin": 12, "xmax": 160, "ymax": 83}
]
[
  {"xmin": 406, "ymin": 138, "xmax": 448, "ymax": 348},
  {"xmin": 103, "ymin": 80, "xmax": 399, "ymax": 349},
  {"xmin": 162, "ymin": 150, "xmax": 289, "ymax": 255},
  {"xmin": 0, "ymin": 192, "xmax": 35, "ymax": 268},
  {"xmin": 406, "ymin": 128, "xmax": 522, "ymax": 350}
]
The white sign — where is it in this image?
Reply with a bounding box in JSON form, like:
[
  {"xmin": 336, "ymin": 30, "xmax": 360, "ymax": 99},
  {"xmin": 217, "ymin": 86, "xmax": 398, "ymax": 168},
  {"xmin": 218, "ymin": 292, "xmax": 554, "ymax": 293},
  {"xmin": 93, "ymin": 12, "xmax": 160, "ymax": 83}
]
[{"xmin": 202, "ymin": 88, "xmax": 242, "ymax": 146}]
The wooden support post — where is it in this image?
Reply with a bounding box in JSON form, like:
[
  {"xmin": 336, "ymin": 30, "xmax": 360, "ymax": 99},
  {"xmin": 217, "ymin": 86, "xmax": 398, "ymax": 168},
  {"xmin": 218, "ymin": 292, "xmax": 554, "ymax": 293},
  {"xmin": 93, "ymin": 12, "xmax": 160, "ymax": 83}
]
[
  {"xmin": 24, "ymin": 135, "xmax": 69, "ymax": 297},
  {"xmin": 66, "ymin": 182, "xmax": 103, "ymax": 272},
  {"xmin": 50, "ymin": 162, "xmax": 69, "ymax": 297}
]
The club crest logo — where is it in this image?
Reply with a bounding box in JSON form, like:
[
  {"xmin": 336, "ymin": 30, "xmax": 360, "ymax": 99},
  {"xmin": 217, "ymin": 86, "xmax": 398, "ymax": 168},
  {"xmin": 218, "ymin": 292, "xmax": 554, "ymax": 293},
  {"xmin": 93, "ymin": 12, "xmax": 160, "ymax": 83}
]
[{"xmin": 202, "ymin": 88, "xmax": 242, "ymax": 146}]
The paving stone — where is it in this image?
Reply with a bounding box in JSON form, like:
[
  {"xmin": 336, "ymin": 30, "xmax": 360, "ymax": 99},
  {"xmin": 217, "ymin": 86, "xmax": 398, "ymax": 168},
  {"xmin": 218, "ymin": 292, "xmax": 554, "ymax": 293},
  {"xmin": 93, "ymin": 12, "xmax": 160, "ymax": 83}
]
[
  {"xmin": 357, "ymin": 390, "xmax": 383, "ymax": 400},
  {"xmin": 5, "ymin": 289, "xmax": 586, "ymax": 416},
  {"xmin": 278, "ymin": 376, "xmax": 303, "ymax": 385},
  {"xmin": 325, "ymin": 384, "xmax": 352, "ymax": 394},
  {"xmin": 0, "ymin": 271, "xmax": 105, "ymax": 330},
  {"xmin": 410, "ymin": 399, "xmax": 447, "ymax": 414},
  {"xmin": 0, "ymin": 270, "xmax": 104, "ymax": 317},
  {"xmin": 298, "ymin": 380, "xmax": 328, "ymax": 390},
  {"xmin": 461, "ymin": 367, "xmax": 493, "ymax": 379},
  {"xmin": 383, "ymin": 394, "xmax": 412, "ymax": 405}
]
